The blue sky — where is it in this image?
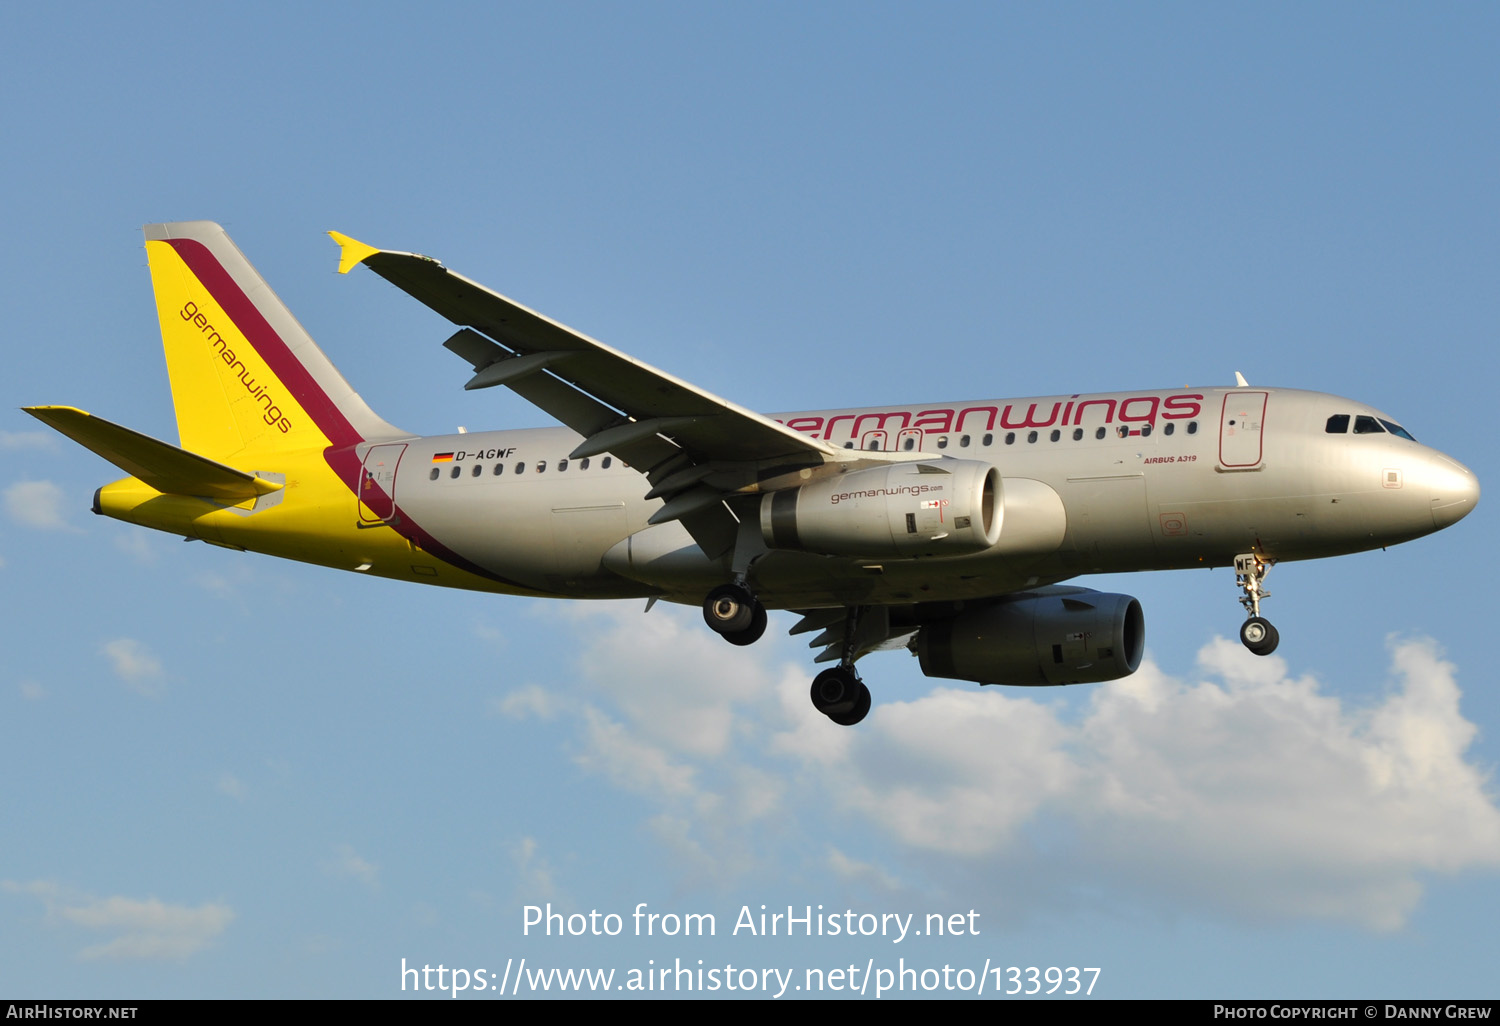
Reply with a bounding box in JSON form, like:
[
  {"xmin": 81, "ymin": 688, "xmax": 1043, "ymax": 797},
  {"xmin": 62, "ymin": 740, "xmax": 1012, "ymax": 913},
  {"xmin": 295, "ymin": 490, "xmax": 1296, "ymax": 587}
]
[{"xmin": 2, "ymin": 2, "xmax": 1497, "ymax": 999}]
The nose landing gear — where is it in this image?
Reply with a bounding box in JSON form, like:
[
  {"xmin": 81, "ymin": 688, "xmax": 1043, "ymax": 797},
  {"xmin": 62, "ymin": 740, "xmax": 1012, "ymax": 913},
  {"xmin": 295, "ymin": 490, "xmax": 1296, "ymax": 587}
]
[{"xmin": 1234, "ymin": 553, "xmax": 1279, "ymax": 656}]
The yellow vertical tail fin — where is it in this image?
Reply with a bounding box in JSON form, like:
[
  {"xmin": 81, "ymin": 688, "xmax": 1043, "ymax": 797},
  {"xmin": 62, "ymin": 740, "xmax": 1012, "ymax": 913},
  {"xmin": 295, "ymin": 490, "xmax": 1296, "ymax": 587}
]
[{"xmin": 143, "ymin": 221, "xmax": 405, "ymax": 460}]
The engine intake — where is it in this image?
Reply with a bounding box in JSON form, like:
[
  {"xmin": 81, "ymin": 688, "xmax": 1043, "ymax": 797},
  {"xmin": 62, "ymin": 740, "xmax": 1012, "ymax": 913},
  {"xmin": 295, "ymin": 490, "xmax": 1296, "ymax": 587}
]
[
  {"xmin": 917, "ymin": 588, "xmax": 1144, "ymax": 686},
  {"xmin": 760, "ymin": 459, "xmax": 1001, "ymax": 558}
]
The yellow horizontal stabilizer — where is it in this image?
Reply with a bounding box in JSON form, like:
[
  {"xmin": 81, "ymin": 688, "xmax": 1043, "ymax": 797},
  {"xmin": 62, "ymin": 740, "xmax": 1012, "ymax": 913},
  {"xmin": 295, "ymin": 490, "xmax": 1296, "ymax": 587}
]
[
  {"xmin": 328, "ymin": 231, "xmax": 381, "ymax": 275},
  {"xmin": 21, "ymin": 406, "xmax": 282, "ymax": 502}
]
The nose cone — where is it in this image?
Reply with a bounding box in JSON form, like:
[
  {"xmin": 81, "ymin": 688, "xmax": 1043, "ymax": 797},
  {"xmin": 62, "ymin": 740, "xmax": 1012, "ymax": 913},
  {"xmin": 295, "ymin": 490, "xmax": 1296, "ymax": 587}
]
[{"xmin": 1429, "ymin": 455, "xmax": 1480, "ymax": 530}]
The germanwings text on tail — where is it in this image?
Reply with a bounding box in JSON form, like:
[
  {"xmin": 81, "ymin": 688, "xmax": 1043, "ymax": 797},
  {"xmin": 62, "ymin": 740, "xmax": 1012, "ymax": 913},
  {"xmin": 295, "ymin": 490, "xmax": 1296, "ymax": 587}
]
[{"xmin": 27, "ymin": 222, "xmax": 1479, "ymax": 725}]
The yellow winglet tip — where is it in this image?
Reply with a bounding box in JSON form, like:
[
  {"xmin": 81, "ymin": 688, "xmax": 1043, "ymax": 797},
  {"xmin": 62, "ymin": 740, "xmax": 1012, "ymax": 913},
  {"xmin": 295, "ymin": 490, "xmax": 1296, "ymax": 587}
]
[{"xmin": 328, "ymin": 231, "xmax": 381, "ymax": 274}]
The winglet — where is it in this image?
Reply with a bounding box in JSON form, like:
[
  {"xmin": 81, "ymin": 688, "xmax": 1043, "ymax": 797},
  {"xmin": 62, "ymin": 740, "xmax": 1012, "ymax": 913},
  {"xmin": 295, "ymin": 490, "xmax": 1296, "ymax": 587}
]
[
  {"xmin": 1234, "ymin": 371, "xmax": 1250, "ymax": 387},
  {"xmin": 329, "ymin": 231, "xmax": 381, "ymax": 274}
]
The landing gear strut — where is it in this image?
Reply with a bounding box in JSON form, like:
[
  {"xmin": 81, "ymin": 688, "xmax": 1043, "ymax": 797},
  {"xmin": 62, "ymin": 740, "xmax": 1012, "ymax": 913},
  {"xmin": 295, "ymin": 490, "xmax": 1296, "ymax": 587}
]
[
  {"xmin": 702, "ymin": 582, "xmax": 767, "ymax": 646},
  {"xmin": 808, "ymin": 606, "xmax": 872, "ymax": 726},
  {"xmin": 1234, "ymin": 553, "xmax": 1279, "ymax": 656}
]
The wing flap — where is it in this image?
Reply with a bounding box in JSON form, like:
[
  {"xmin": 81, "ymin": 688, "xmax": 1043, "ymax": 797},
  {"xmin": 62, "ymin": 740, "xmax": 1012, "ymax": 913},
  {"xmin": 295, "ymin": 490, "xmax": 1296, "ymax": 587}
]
[
  {"xmin": 23, "ymin": 406, "xmax": 282, "ymax": 502},
  {"xmin": 790, "ymin": 606, "xmax": 906, "ymax": 666}
]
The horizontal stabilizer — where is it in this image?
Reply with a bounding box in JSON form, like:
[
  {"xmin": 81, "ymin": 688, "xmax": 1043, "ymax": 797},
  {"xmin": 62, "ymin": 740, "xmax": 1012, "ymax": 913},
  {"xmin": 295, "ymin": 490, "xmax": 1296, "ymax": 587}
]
[{"xmin": 22, "ymin": 406, "xmax": 283, "ymax": 502}]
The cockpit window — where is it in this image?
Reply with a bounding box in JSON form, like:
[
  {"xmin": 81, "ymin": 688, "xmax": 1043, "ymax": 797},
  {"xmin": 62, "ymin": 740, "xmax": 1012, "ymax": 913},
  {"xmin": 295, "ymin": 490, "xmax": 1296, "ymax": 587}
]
[
  {"xmin": 1325, "ymin": 414, "xmax": 1349, "ymax": 433},
  {"xmin": 1353, "ymin": 415, "xmax": 1385, "ymax": 434},
  {"xmin": 1379, "ymin": 418, "xmax": 1417, "ymax": 441}
]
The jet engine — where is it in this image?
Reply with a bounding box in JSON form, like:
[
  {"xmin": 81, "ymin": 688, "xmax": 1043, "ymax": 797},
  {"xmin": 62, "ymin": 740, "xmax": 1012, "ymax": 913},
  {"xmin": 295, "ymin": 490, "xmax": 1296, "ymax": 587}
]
[
  {"xmin": 916, "ymin": 588, "xmax": 1144, "ymax": 686},
  {"xmin": 759, "ymin": 459, "xmax": 1001, "ymax": 558}
]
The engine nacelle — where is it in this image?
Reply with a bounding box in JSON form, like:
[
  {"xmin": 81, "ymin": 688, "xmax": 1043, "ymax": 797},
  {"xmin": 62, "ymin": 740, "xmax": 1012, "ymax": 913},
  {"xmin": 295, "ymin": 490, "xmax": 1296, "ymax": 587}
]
[
  {"xmin": 916, "ymin": 588, "xmax": 1144, "ymax": 686},
  {"xmin": 760, "ymin": 459, "xmax": 1001, "ymax": 558}
]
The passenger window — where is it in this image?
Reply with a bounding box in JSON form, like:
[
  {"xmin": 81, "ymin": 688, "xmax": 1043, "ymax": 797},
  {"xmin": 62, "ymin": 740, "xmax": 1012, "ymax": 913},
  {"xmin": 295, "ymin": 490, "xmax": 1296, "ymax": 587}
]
[
  {"xmin": 1354, "ymin": 416, "xmax": 1385, "ymax": 434},
  {"xmin": 1326, "ymin": 414, "xmax": 1350, "ymax": 433},
  {"xmin": 982, "ymin": 433, "xmax": 993, "ymax": 446},
  {"xmin": 1004, "ymin": 432, "xmax": 1015, "ymax": 445},
  {"xmin": 471, "ymin": 464, "xmax": 483, "ymax": 477},
  {"xmin": 493, "ymin": 464, "xmax": 504, "ymax": 475},
  {"xmin": 960, "ymin": 435, "xmax": 970, "ymax": 448},
  {"xmin": 1141, "ymin": 424, "xmax": 1152, "ymax": 437},
  {"xmin": 937, "ymin": 437, "xmax": 948, "ymax": 449},
  {"xmin": 1164, "ymin": 422, "xmax": 1175, "ymax": 436},
  {"xmin": 902, "ymin": 437, "xmax": 915, "ymax": 451},
  {"xmin": 1187, "ymin": 422, "xmax": 1198, "ymax": 434},
  {"xmin": 1095, "ymin": 427, "xmax": 1106, "ymax": 440},
  {"xmin": 602, "ymin": 457, "xmax": 613, "ymax": 468},
  {"xmin": 450, "ymin": 466, "xmax": 461, "ymax": 479},
  {"xmin": 580, "ymin": 457, "xmax": 591, "ymax": 469},
  {"xmin": 430, "ymin": 467, "xmax": 440, "ymax": 481},
  {"xmin": 1027, "ymin": 430, "xmax": 1038, "ymax": 444},
  {"xmin": 1117, "ymin": 426, "xmax": 1129, "ymax": 438},
  {"xmin": 1049, "ymin": 429, "xmax": 1060, "ymax": 442},
  {"xmin": 843, "ymin": 441, "xmax": 854, "ymax": 449},
  {"xmin": 558, "ymin": 459, "xmax": 569, "ymax": 471},
  {"xmin": 537, "ymin": 460, "xmax": 548, "ymax": 473},
  {"xmin": 515, "ymin": 462, "xmax": 526, "ymax": 474}
]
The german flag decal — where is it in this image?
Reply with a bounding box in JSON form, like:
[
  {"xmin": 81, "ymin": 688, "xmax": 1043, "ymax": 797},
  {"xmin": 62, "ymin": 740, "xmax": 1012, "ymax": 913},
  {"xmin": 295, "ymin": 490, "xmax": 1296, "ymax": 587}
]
[{"xmin": 431, "ymin": 452, "xmax": 455, "ymax": 463}]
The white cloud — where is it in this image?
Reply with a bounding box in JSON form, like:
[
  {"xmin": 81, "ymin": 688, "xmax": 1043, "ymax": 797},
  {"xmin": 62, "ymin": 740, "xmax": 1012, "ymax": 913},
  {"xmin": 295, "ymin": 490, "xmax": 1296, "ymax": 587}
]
[
  {"xmin": 575, "ymin": 706, "xmax": 701, "ymax": 801},
  {"xmin": 326, "ymin": 844, "xmax": 379, "ymax": 889},
  {"xmin": 814, "ymin": 687, "xmax": 1079, "ymax": 857},
  {"xmin": 19, "ymin": 680, "xmax": 46, "ymax": 701},
  {"xmin": 113, "ymin": 531, "xmax": 156, "ymax": 563},
  {"xmin": 1057, "ymin": 638, "xmax": 1500, "ymax": 929},
  {"xmin": 101, "ymin": 638, "xmax": 164, "ymax": 696},
  {"xmin": 0, "ymin": 430, "xmax": 55, "ymax": 450},
  {"xmin": 827, "ymin": 847, "xmax": 903, "ymax": 892},
  {"xmin": 566, "ymin": 602, "xmax": 777, "ymax": 758},
  {"xmin": 511, "ymin": 837, "xmax": 560, "ymax": 901},
  {"xmin": 522, "ymin": 605, "xmax": 1500, "ymax": 931},
  {"xmin": 217, "ymin": 773, "xmax": 247, "ymax": 800},
  {"xmin": 491, "ymin": 684, "xmax": 559, "ymax": 719},
  {"xmin": 3, "ymin": 880, "xmax": 232, "ymax": 960},
  {"xmin": 4, "ymin": 480, "xmax": 74, "ymax": 531},
  {"xmin": 472, "ymin": 621, "xmax": 508, "ymax": 648}
]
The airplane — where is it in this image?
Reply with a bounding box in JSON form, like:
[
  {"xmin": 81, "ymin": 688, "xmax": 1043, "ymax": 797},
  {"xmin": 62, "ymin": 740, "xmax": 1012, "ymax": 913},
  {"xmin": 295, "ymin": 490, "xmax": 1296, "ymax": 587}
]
[{"xmin": 25, "ymin": 221, "xmax": 1480, "ymax": 726}]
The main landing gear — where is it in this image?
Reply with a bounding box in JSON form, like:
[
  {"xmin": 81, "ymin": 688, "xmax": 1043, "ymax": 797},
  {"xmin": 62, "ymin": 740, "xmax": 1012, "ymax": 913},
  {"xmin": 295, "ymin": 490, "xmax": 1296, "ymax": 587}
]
[
  {"xmin": 702, "ymin": 581, "xmax": 767, "ymax": 646},
  {"xmin": 811, "ymin": 666, "xmax": 871, "ymax": 726},
  {"xmin": 702, "ymin": 586, "xmax": 874, "ymax": 726},
  {"xmin": 1234, "ymin": 553, "xmax": 1279, "ymax": 656},
  {"xmin": 809, "ymin": 606, "xmax": 872, "ymax": 726}
]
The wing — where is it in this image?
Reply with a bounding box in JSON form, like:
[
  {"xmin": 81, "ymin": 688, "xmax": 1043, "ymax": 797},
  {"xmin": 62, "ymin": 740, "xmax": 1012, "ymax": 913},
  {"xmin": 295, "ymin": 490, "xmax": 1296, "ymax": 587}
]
[{"xmin": 330, "ymin": 232, "xmax": 920, "ymax": 558}]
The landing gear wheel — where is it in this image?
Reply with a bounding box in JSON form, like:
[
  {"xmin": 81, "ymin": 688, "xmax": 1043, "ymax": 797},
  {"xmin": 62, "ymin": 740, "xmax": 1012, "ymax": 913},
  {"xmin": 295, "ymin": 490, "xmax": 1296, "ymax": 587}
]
[
  {"xmin": 826, "ymin": 683, "xmax": 872, "ymax": 726},
  {"xmin": 723, "ymin": 602, "xmax": 768, "ymax": 646},
  {"xmin": 810, "ymin": 666, "xmax": 865, "ymax": 718},
  {"xmin": 1240, "ymin": 616, "xmax": 1280, "ymax": 656},
  {"xmin": 703, "ymin": 583, "xmax": 756, "ymax": 637}
]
